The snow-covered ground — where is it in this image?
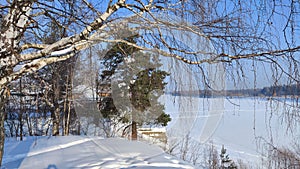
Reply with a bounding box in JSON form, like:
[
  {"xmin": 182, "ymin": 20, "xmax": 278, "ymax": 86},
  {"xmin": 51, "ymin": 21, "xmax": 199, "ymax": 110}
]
[
  {"xmin": 2, "ymin": 95, "xmax": 300, "ymax": 168},
  {"xmin": 2, "ymin": 136, "xmax": 195, "ymax": 169}
]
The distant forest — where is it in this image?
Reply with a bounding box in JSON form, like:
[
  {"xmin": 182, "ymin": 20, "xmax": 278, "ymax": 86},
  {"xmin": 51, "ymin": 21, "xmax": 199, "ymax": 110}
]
[{"xmin": 170, "ymin": 84, "xmax": 300, "ymax": 97}]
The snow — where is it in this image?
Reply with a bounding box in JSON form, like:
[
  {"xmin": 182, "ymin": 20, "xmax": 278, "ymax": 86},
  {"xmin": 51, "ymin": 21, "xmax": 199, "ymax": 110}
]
[
  {"xmin": 1, "ymin": 136, "xmax": 195, "ymax": 169},
  {"xmin": 162, "ymin": 95, "xmax": 300, "ymax": 167},
  {"xmin": 3, "ymin": 95, "xmax": 300, "ymax": 168}
]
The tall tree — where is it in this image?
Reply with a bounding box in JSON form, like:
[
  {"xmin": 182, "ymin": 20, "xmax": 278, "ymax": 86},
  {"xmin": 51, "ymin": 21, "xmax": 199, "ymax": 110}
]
[
  {"xmin": 40, "ymin": 20, "xmax": 77, "ymax": 136},
  {"xmin": 129, "ymin": 67, "xmax": 170, "ymax": 140},
  {"xmin": 99, "ymin": 36, "xmax": 170, "ymax": 139}
]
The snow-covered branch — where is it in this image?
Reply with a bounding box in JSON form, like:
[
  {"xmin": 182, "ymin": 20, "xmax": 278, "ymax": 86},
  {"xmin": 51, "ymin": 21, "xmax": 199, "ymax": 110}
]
[{"xmin": 0, "ymin": 53, "xmax": 76, "ymax": 87}]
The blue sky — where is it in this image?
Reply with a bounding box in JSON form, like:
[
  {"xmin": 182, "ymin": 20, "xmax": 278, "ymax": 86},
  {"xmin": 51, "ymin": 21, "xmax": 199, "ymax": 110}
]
[{"xmin": 1, "ymin": 0, "xmax": 298, "ymax": 90}]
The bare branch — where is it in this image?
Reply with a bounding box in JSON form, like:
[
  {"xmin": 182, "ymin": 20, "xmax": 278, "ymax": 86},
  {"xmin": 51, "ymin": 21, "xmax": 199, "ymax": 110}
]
[{"xmin": 21, "ymin": 43, "xmax": 48, "ymax": 50}]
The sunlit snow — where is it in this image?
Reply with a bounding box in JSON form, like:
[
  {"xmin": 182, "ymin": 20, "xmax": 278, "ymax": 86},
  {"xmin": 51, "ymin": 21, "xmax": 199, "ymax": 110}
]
[{"xmin": 2, "ymin": 136, "xmax": 194, "ymax": 169}]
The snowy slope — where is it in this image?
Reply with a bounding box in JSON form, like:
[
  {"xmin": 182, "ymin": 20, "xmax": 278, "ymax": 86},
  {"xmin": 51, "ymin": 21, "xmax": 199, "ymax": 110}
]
[{"xmin": 1, "ymin": 136, "xmax": 195, "ymax": 169}]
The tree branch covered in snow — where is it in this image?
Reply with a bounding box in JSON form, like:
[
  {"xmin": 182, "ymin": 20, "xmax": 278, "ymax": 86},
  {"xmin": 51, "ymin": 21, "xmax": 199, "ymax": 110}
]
[{"xmin": 1, "ymin": 0, "xmax": 300, "ymax": 166}]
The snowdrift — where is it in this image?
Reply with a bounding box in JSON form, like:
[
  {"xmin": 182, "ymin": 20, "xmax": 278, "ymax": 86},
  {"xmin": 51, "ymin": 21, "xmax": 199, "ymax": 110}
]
[{"xmin": 2, "ymin": 136, "xmax": 194, "ymax": 169}]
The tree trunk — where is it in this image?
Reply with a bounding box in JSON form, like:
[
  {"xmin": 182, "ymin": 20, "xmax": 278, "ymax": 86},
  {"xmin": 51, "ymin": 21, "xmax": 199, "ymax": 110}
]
[
  {"xmin": 52, "ymin": 104, "xmax": 60, "ymax": 136},
  {"xmin": 51, "ymin": 72, "xmax": 60, "ymax": 136},
  {"xmin": 0, "ymin": 104, "xmax": 5, "ymax": 167},
  {"xmin": 131, "ymin": 121, "xmax": 137, "ymax": 140},
  {"xmin": 77, "ymin": 121, "xmax": 81, "ymax": 135},
  {"xmin": 18, "ymin": 112, "xmax": 23, "ymax": 141},
  {"xmin": 64, "ymin": 101, "xmax": 71, "ymax": 136},
  {"xmin": 26, "ymin": 113, "xmax": 33, "ymax": 136},
  {"xmin": 63, "ymin": 74, "xmax": 72, "ymax": 136},
  {"xmin": 0, "ymin": 87, "xmax": 8, "ymax": 167},
  {"xmin": 19, "ymin": 78, "xmax": 23, "ymax": 141}
]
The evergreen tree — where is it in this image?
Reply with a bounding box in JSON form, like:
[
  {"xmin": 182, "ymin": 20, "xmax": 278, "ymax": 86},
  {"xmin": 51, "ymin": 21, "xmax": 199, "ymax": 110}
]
[
  {"xmin": 220, "ymin": 145, "xmax": 237, "ymax": 169},
  {"xmin": 98, "ymin": 36, "xmax": 171, "ymax": 139}
]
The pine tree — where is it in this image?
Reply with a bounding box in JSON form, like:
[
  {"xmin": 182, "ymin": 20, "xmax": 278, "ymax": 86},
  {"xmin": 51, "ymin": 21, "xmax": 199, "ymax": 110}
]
[
  {"xmin": 98, "ymin": 35, "xmax": 171, "ymax": 139},
  {"xmin": 220, "ymin": 145, "xmax": 237, "ymax": 169}
]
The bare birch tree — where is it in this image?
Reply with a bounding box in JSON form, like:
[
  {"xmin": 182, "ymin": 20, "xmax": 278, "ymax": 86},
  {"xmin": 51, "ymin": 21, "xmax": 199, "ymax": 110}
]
[{"xmin": 0, "ymin": 0, "xmax": 300, "ymax": 166}]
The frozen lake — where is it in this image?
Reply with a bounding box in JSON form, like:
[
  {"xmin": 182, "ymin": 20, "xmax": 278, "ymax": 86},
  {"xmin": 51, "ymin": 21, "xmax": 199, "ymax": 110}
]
[{"xmin": 162, "ymin": 95, "xmax": 300, "ymax": 167}]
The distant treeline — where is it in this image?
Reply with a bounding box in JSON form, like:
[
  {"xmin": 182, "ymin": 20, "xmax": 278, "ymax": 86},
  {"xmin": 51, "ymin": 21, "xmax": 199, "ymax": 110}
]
[{"xmin": 170, "ymin": 84, "xmax": 300, "ymax": 97}]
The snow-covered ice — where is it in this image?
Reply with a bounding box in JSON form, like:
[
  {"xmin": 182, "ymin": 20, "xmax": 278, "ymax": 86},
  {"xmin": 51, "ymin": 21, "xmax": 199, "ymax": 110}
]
[{"xmin": 163, "ymin": 95, "xmax": 300, "ymax": 167}]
